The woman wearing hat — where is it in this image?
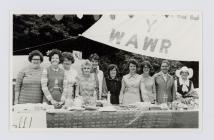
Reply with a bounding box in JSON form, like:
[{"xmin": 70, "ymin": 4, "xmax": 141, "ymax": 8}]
[{"xmin": 175, "ymin": 66, "xmax": 195, "ymax": 98}]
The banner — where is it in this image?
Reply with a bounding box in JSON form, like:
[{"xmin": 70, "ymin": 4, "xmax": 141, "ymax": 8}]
[{"xmin": 82, "ymin": 14, "xmax": 202, "ymax": 61}]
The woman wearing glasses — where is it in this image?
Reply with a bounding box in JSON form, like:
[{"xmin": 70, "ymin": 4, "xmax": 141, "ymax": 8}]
[{"xmin": 14, "ymin": 50, "xmax": 44, "ymax": 104}]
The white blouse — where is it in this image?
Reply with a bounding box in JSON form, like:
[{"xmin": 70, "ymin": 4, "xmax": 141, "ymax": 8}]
[{"xmin": 63, "ymin": 67, "xmax": 78, "ymax": 98}]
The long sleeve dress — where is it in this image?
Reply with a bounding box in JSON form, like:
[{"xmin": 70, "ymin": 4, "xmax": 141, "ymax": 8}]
[
  {"xmin": 41, "ymin": 66, "xmax": 66, "ymax": 104},
  {"xmin": 15, "ymin": 66, "xmax": 43, "ymax": 104},
  {"xmin": 106, "ymin": 77, "xmax": 121, "ymax": 104}
]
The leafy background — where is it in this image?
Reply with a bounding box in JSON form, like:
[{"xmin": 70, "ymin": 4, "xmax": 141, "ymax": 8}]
[{"xmin": 13, "ymin": 15, "xmax": 199, "ymax": 88}]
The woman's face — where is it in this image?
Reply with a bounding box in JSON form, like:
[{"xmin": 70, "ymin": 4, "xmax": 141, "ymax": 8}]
[
  {"xmin": 143, "ymin": 65, "xmax": 150, "ymax": 74},
  {"xmin": 181, "ymin": 71, "xmax": 189, "ymax": 80},
  {"xmin": 91, "ymin": 59, "xmax": 99, "ymax": 69},
  {"xmin": 31, "ymin": 55, "xmax": 41, "ymax": 68},
  {"xmin": 82, "ymin": 65, "xmax": 91, "ymax": 75},
  {"xmin": 129, "ymin": 63, "xmax": 137, "ymax": 74},
  {"xmin": 110, "ymin": 68, "xmax": 117, "ymax": 79},
  {"xmin": 51, "ymin": 54, "xmax": 60, "ymax": 66},
  {"xmin": 63, "ymin": 58, "xmax": 72, "ymax": 70}
]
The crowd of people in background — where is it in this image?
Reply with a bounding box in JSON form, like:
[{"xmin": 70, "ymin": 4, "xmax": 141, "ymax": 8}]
[{"xmin": 14, "ymin": 49, "xmax": 197, "ymax": 108}]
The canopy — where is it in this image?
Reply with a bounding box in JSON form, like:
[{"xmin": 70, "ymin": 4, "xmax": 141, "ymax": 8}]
[{"xmin": 82, "ymin": 13, "xmax": 202, "ymax": 61}]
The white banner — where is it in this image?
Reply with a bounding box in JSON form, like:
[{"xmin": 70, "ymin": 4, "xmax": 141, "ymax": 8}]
[{"xmin": 82, "ymin": 14, "xmax": 202, "ymax": 61}]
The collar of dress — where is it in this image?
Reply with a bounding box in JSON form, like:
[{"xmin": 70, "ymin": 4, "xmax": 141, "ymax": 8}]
[
  {"xmin": 51, "ymin": 66, "xmax": 59, "ymax": 72},
  {"xmin": 128, "ymin": 73, "xmax": 137, "ymax": 79},
  {"xmin": 179, "ymin": 78, "xmax": 190, "ymax": 87}
]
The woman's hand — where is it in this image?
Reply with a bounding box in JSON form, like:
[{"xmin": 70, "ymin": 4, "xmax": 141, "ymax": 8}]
[
  {"xmin": 58, "ymin": 101, "xmax": 64, "ymax": 106},
  {"xmin": 119, "ymin": 101, "xmax": 123, "ymax": 105},
  {"xmin": 50, "ymin": 99, "xmax": 58, "ymax": 105},
  {"xmin": 51, "ymin": 99, "xmax": 63, "ymax": 109},
  {"xmin": 176, "ymin": 92, "xmax": 182, "ymax": 99}
]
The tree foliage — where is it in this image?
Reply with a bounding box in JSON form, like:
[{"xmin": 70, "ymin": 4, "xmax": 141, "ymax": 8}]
[
  {"xmin": 13, "ymin": 15, "xmax": 199, "ymax": 88},
  {"xmin": 13, "ymin": 15, "xmax": 99, "ymax": 54}
]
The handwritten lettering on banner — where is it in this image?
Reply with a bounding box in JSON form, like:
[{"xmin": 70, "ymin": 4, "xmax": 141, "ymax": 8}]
[{"xmin": 109, "ymin": 18, "xmax": 171, "ymax": 54}]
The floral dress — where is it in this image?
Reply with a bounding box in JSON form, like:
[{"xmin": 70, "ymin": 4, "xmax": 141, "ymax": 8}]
[{"xmin": 76, "ymin": 74, "xmax": 96, "ymax": 106}]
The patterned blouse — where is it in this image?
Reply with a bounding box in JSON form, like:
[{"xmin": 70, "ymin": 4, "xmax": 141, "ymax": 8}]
[
  {"xmin": 41, "ymin": 66, "xmax": 67, "ymax": 102},
  {"xmin": 76, "ymin": 73, "xmax": 96, "ymax": 106}
]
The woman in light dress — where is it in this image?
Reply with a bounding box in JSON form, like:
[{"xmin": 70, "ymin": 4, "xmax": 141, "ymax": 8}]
[
  {"xmin": 62, "ymin": 52, "xmax": 78, "ymax": 100},
  {"xmin": 140, "ymin": 61, "xmax": 156, "ymax": 103},
  {"xmin": 120, "ymin": 59, "xmax": 142, "ymax": 105},
  {"xmin": 75, "ymin": 60, "xmax": 97, "ymax": 106}
]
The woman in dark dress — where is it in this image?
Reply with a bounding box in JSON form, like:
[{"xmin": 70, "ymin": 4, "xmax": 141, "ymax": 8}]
[
  {"xmin": 105, "ymin": 64, "xmax": 121, "ymax": 104},
  {"xmin": 175, "ymin": 66, "xmax": 196, "ymax": 98}
]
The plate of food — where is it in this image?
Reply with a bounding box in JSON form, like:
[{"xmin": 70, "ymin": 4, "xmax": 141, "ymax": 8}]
[{"xmin": 67, "ymin": 106, "xmax": 85, "ymax": 111}]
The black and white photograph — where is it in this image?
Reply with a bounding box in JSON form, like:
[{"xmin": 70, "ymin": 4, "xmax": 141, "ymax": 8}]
[{"xmin": 10, "ymin": 12, "xmax": 202, "ymax": 129}]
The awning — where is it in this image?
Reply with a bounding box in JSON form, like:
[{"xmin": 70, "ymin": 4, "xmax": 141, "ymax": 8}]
[{"xmin": 82, "ymin": 13, "xmax": 202, "ymax": 61}]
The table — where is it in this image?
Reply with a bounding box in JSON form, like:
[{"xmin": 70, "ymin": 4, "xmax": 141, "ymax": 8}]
[{"xmin": 46, "ymin": 110, "xmax": 199, "ymax": 128}]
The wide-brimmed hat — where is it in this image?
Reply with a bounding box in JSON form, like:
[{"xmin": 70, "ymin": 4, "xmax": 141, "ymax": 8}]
[{"xmin": 176, "ymin": 66, "xmax": 193, "ymax": 79}]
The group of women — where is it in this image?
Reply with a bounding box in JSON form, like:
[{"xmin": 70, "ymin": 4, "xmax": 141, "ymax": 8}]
[{"xmin": 14, "ymin": 49, "xmax": 196, "ymax": 107}]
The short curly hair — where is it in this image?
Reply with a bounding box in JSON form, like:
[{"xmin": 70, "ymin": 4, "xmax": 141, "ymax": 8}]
[
  {"xmin": 107, "ymin": 64, "xmax": 119, "ymax": 77},
  {"xmin": 140, "ymin": 61, "xmax": 153, "ymax": 74},
  {"xmin": 81, "ymin": 60, "xmax": 92, "ymax": 72},
  {"xmin": 89, "ymin": 53, "xmax": 100, "ymax": 61},
  {"xmin": 62, "ymin": 52, "xmax": 75, "ymax": 64},
  {"xmin": 128, "ymin": 58, "xmax": 138, "ymax": 68},
  {"xmin": 161, "ymin": 60, "xmax": 170, "ymax": 66},
  {"xmin": 48, "ymin": 49, "xmax": 63, "ymax": 63},
  {"xmin": 28, "ymin": 50, "xmax": 44, "ymax": 62}
]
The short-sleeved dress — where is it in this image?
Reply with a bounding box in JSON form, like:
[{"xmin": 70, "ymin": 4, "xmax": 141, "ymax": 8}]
[
  {"xmin": 121, "ymin": 74, "xmax": 142, "ymax": 105},
  {"xmin": 76, "ymin": 74, "xmax": 96, "ymax": 106},
  {"xmin": 15, "ymin": 66, "xmax": 43, "ymax": 104}
]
